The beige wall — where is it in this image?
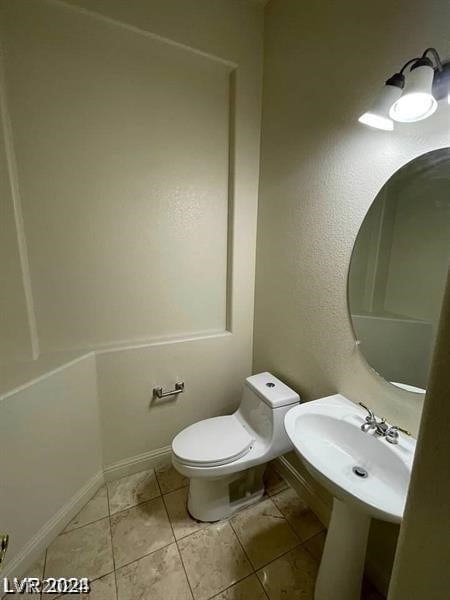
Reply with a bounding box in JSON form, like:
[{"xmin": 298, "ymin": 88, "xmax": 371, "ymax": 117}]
[
  {"xmin": 0, "ymin": 0, "xmax": 262, "ymax": 573},
  {"xmin": 0, "ymin": 85, "xmax": 33, "ymax": 364},
  {"xmin": 1, "ymin": 0, "xmax": 237, "ymax": 353},
  {"xmin": 255, "ymin": 0, "xmax": 450, "ymax": 593},
  {"xmin": 255, "ymin": 0, "xmax": 450, "ymax": 437},
  {"xmin": 0, "ymin": 355, "xmax": 102, "ymax": 574},
  {"xmin": 0, "ymin": 0, "xmax": 262, "ymax": 434}
]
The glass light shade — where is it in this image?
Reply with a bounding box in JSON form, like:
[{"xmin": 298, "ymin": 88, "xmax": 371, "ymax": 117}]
[
  {"xmin": 358, "ymin": 83, "xmax": 402, "ymax": 130},
  {"xmin": 390, "ymin": 64, "xmax": 437, "ymax": 122},
  {"xmin": 358, "ymin": 112, "xmax": 393, "ymax": 131}
]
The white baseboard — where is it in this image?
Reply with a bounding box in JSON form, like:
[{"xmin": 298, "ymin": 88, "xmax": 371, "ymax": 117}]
[
  {"xmin": 274, "ymin": 456, "xmax": 331, "ymax": 526},
  {"xmin": 2, "ymin": 471, "xmax": 104, "ymax": 579},
  {"xmin": 4, "ymin": 446, "xmax": 172, "ymax": 580},
  {"xmin": 103, "ymin": 446, "xmax": 172, "ymax": 482}
]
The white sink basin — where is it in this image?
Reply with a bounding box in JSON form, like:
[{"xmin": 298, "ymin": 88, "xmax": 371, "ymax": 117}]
[
  {"xmin": 284, "ymin": 394, "xmax": 415, "ymax": 522},
  {"xmin": 284, "ymin": 394, "xmax": 416, "ymax": 600}
]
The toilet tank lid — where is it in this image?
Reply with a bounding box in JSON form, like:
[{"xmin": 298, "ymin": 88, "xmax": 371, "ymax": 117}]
[{"xmin": 245, "ymin": 372, "xmax": 300, "ymax": 409}]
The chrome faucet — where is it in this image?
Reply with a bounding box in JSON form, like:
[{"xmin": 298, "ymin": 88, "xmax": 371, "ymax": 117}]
[{"xmin": 358, "ymin": 403, "xmax": 410, "ymax": 444}]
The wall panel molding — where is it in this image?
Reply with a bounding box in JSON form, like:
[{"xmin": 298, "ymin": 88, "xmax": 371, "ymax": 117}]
[
  {"xmin": 2, "ymin": 0, "xmax": 237, "ymax": 351},
  {"xmin": 0, "ymin": 46, "xmax": 40, "ymax": 360},
  {"xmin": 50, "ymin": 0, "xmax": 238, "ymax": 69}
]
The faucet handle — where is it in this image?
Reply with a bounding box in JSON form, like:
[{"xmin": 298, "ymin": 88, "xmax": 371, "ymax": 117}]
[
  {"xmin": 385, "ymin": 424, "xmax": 411, "ymax": 444},
  {"xmin": 358, "ymin": 402, "xmax": 375, "ymax": 421}
]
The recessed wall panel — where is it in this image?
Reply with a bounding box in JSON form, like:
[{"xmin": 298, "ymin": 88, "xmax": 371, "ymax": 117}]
[{"xmin": 1, "ymin": 0, "xmax": 231, "ymax": 352}]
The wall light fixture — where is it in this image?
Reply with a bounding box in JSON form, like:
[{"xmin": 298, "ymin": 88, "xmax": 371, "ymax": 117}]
[{"xmin": 359, "ymin": 48, "xmax": 450, "ymax": 130}]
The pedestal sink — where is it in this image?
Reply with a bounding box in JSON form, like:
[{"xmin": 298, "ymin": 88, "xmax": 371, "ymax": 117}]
[{"xmin": 284, "ymin": 394, "xmax": 416, "ymax": 600}]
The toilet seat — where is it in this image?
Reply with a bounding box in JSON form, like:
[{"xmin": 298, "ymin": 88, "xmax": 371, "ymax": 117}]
[{"xmin": 172, "ymin": 416, "xmax": 254, "ymax": 467}]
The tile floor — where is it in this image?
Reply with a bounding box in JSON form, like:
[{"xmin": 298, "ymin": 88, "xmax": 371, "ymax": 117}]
[{"xmin": 11, "ymin": 463, "xmax": 384, "ymax": 600}]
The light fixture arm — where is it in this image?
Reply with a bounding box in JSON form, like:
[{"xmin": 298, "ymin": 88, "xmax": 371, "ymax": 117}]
[
  {"xmin": 399, "ymin": 58, "xmax": 421, "ymax": 74},
  {"xmin": 422, "ymin": 47, "xmax": 443, "ymax": 71},
  {"xmin": 359, "ymin": 46, "xmax": 449, "ymax": 130}
]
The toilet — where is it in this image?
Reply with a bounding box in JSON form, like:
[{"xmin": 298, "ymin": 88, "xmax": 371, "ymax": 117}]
[{"xmin": 171, "ymin": 372, "xmax": 300, "ymax": 521}]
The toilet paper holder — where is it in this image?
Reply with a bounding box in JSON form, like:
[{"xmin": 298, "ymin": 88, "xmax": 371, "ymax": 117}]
[{"xmin": 153, "ymin": 381, "xmax": 184, "ymax": 399}]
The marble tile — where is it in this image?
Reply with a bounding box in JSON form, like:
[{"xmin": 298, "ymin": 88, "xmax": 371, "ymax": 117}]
[
  {"xmin": 263, "ymin": 463, "xmax": 288, "ymax": 496},
  {"xmin": 107, "ymin": 470, "xmax": 160, "ymax": 515},
  {"xmin": 3, "ymin": 553, "xmax": 45, "ymax": 599},
  {"xmin": 212, "ymin": 575, "xmax": 267, "ymax": 600},
  {"xmin": 271, "ymin": 487, "xmax": 323, "ymax": 542},
  {"xmin": 116, "ymin": 542, "xmax": 192, "ymax": 600},
  {"xmin": 163, "ymin": 487, "xmax": 206, "ymax": 540},
  {"xmin": 178, "ymin": 521, "xmax": 252, "ymax": 600},
  {"xmin": 45, "ymin": 518, "xmax": 113, "ymax": 580},
  {"xmin": 64, "ymin": 486, "xmax": 109, "ymax": 532},
  {"xmin": 110, "ymin": 496, "xmax": 174, "ymax": 568},
  {"xmin": 155, "ymin": 463, "xmax": 188, "ymax": 494},
  {"xmin": 257, "ymin": 545, "xmax": 318, "ymax": 600},
  {"xmin": 53, "ymin": 572, "xmax": 117, "ymax": 600},
  {"xmin": 230, "ymin": 497, "xmax": 299, "ymax": 569},
  {"xmin": 303, "ymin": 531, "xmax": 326, "ymax": 563}
]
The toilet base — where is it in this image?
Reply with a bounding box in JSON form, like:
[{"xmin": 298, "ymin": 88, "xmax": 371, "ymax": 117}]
[{"xmin": 187, "ymin": 464, "xmax": 266, "ymax": 522}]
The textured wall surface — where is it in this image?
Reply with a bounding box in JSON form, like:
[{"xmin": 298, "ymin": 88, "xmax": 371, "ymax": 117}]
[
  {"xmin": 1, "ymin": 0, "xmax": 232, "ymax": 352},
  {"xmin": 255, "ymin": 0, "xmax": 450, "ymax": 592},
  {"xmin": 0, "ymin": 0, "xmax": 263, "ymax": 574},
  {"xmin": 255, "ymin": 0, "xmax": 450, "ymax": 435},
  {"xmin": 0, "ymin": 0, "xmax": 262, "ymax": 456}
]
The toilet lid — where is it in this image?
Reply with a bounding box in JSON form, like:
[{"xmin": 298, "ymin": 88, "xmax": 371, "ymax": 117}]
[{"xmin": 172, "ymin": 416, "xmax": 254, "ymax": 467}]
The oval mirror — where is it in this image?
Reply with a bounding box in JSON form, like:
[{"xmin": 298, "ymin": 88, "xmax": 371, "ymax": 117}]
[{"xmin": 348, "ymin": 148, "xmax": 450, "ymax": 393}]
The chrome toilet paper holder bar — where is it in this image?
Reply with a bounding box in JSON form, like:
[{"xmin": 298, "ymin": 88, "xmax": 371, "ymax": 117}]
[{"xmin": 153, "ymin": 381, "xmax": 184, "ymax": 399}]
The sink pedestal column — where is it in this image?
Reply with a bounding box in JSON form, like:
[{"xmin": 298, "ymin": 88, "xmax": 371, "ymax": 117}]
[{"xmin": 315, "ymin": 498, "xmax": 370, "ymax": 600}]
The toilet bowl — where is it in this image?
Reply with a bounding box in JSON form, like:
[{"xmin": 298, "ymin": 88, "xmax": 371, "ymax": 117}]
[{"xmin": 171, "ymin": 372, "xmax": 300, "ymax": 521}]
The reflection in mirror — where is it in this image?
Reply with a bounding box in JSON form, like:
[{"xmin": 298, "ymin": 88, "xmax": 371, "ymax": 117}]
[{"xmin": 348, "ymin": 148, "xmax": 450, "ymax": 393}]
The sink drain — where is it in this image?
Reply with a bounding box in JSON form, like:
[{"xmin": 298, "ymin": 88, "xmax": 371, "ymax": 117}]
[{"xmin": 352, "ymin": 466, "xmax": 368, "ymax": 479}]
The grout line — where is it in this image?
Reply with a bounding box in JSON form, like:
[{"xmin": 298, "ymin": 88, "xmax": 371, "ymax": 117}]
[
  {"xmin": 107, "ymin": 465, "xmax": 163, "ymax": 516},
  {"xmin": 228, "ymin": 518, "xmax": 256, "ymax": 573},
  {"xmin": 160, "ymin": 492, "xmax": 195, "ymax": 600},
  {"xmin": 268, "ymin": 495, "xmax": 303, "ymax": 544},
  {"xmin": 59, "ymin": 513, "xmax": 110, "ymax": 536},
  {"xmin": 105, "ymin": 485, "xmax": 119, "ymax": 600},
  {"xmin": 108, "ymin": 494, "xmax": 162, "ymax": 518},
  {"xmin": 254, "ymin": 571, "xmax": 272, "ymax": 600},
  {"xmin": 161, "ymin": 482, "xmax": 189, "ymax": 497},
  {"xmin": 302, "ymin": 530, "xmax": 326, "ymax": 565},
  {"xmin": 113, "ymin": 540, "xmax": 177, "ymax": 574},
  {"xmin": 153, "ymin": 468, "xmax": 164, "ymax": 497},
  {"xmin": 207, "ymin": 572, "xmax": 261, "ymax": 600},
  {"xmin": 41, "ymin": 472, "xmax": 319, "ymax": 599},
  {"xmin": 270, "ymin": 477, "xmax": 327, "ymax": 547},
  {"xmin": 40, "ymin": 549, "xmax": 47, "ymax": 600},
  {"xmin": 228, "ymin": 494, "xmax": 304, "ymax": 573}
]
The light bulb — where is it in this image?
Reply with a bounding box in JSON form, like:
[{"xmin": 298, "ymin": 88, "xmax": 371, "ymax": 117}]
[
  {"xmin": 390, "ymin": 59, "xmax": 437, "ymax": 122},
  {"xmin": 390, "ymin": 93, "xmax": 436, "ymax": 122}
]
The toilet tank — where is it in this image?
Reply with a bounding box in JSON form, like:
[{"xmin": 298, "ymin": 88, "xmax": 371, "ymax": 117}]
[
  {"xmin": 245, "ymin": 372, "xmax": 300, "ymax": 409},
  {"xmin": 236, "ymin": 372, "xmax": 300, "ymax": 453}
]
